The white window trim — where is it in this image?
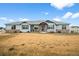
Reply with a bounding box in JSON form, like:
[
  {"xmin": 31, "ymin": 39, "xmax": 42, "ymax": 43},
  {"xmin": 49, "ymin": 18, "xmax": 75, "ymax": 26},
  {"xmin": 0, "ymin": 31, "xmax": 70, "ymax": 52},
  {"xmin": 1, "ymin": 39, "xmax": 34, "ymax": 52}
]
[{"xmin": 22, "ymin": 25, "xmax": 29, "ymax": 29}]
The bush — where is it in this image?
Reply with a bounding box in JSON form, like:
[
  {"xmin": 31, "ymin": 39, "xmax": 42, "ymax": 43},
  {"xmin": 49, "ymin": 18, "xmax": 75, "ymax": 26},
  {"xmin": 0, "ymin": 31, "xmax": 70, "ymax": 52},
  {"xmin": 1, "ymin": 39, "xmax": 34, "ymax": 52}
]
[{"xmin": 8, "ymin": 47, "xmax": 15, "ymax": 51}]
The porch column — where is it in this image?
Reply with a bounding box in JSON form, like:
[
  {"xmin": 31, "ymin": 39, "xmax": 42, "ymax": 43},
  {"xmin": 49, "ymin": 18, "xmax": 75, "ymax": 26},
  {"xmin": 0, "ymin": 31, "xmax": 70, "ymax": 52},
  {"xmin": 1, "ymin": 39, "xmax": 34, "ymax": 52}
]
[
  {"xmin": 44, "ymin": 25, "xmax": 47, "ymax": 32},
  {"xmin": 29, "ymin": 25, "xmax": 31, "ymax": 32},
  {"xmin": 39, "ymin": 26, "xmax": 41, "ymax": 32},
  {"xmin": 54, "ymin": 24, "xmax": 56, "ymax": 32}
]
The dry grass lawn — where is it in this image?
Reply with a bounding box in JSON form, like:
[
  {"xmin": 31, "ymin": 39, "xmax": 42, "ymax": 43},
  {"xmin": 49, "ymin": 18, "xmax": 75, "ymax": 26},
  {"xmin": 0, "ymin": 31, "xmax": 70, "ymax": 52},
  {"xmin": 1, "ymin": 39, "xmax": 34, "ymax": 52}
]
[{"xmin": 0, "ymin": 33, "xmax": 79, "ymax": 56}]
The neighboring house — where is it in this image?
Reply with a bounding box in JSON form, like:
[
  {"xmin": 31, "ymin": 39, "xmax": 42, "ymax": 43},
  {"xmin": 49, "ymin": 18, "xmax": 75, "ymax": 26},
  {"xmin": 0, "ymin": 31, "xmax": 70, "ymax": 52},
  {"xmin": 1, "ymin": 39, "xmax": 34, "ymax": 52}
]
[
  {"xmin": 70, "ymin": 26, "xmax": 79, "ymax": 33},
  {"xmin": 5, "ymin": 20, "xmax": 70, "ymax": 33},
  {"xmin": 0, "ymin": 27, "xmax": 3, "ymax": 32},
  {"xmin": 0, "ymin": 27, "xmax": 5, "ymax": 33}
]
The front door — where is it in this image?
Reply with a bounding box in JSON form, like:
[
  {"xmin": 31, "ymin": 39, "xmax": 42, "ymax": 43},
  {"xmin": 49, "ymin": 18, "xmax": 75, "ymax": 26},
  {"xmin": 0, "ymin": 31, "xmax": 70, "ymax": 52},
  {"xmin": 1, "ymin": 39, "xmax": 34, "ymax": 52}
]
[
  {"xmin": 39, "ymin": 22, "xmax": 48, "ymax": 32},
  {"xmin": 41, "ymin": 25, "xmax": 45, "ymax": 32}
]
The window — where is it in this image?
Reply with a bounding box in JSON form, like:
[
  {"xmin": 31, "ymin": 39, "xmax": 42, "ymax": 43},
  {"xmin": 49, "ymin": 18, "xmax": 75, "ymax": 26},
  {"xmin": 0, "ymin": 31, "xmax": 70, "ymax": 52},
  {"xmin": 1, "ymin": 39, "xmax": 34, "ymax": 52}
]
[
  {"xmin": 11, "ymin": 25, "xmax": 16, "ymax": 30},
  {"xmin": 22, "ymin": 25, "xmax": 29, "ymax": 29},
  {"xmin": 56, "ymin": 24, "xmax": 59, "ymax": 26},
  {"xmin": 48, "ymin": 25, "xmax": 54, "ymax": 29},
  {"xmin": 62, "ymin": 25, "xmax": 66, "ymax": 29}
]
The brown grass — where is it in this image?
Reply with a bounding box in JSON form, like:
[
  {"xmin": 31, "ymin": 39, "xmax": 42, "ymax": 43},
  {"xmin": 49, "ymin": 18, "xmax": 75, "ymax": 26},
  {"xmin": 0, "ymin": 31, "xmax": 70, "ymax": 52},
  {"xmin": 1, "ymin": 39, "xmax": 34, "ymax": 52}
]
[{"xmin": 0, "ymin": 33, "xmax": 79, "ymax": 56}]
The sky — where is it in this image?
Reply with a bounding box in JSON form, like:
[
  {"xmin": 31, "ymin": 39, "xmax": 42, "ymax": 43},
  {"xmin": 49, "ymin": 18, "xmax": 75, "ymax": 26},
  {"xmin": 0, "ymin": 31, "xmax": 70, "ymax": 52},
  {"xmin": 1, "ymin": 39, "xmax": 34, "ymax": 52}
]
[{"xmin": 0, "ymin": 3, "xmax": 79, "ymax": 27}]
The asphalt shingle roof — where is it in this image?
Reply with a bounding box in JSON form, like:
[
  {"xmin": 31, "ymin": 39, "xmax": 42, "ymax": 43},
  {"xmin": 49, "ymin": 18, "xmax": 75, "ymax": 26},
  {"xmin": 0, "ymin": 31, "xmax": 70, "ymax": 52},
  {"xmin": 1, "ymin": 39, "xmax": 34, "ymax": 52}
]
[{"xmin": 5, "ymin": 20, "xmax": 69, "ymax": 25}]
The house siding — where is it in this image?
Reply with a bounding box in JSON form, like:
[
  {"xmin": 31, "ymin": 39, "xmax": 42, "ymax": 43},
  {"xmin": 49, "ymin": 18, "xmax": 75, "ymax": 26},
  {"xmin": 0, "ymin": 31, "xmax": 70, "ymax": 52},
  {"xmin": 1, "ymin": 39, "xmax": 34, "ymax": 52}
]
[
  {"xmin": 6, "ymin": 25, "xmax": 12, "ymax": 30},
  {"xmin": 56, "ymin": 25, "xmax": 62, "ymax": 30},
  {"xmin": 66, "ymin": 25, "xmax": 69, "ymax": 30},
  {"xmin": 16, "ymin": 25, "xmax": 21, "ymax": 30},
  {"xmin": 47, "ymin": 23, "xmax": 56, "ymax": 32},
  {"xmin": 70, "ymin": 26, "xmax": 79, "ymax": 33},
  {"xmin": 56, "ymin": 24, "xmax": 69, "ymax": 33}
]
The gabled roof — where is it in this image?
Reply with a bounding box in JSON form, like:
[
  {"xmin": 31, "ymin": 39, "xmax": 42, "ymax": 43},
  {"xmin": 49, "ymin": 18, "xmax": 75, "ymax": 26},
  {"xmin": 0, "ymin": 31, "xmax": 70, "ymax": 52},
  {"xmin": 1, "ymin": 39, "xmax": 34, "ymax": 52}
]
[
  {"xmin": 27, "ymin": 20, "xmax": 46, "ymax": 24},
  {"xmin": 45, "ymin": 20, "xmax": 54, "ymax": 23},
  {"xmin": 52, "ymin": 20, "xmax": 69, "ymax": 25},
  {"xmin": 5, "ymin": 20, "xmax": 69, "ymax": 25},
  {"xmin": 71, "ymin": 26, "xmax": 79, "ymax": 28},
  {"xmin": 5, "ymin": 20, "xmax": 44, "ymax": 25}
]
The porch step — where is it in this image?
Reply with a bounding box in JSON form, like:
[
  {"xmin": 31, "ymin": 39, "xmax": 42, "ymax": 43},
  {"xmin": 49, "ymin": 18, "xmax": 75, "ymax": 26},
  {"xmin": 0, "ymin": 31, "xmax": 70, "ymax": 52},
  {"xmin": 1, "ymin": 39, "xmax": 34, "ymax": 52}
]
[{"xmin": 40, "ymin": 32, "xmax": 47, "ymax": 33}]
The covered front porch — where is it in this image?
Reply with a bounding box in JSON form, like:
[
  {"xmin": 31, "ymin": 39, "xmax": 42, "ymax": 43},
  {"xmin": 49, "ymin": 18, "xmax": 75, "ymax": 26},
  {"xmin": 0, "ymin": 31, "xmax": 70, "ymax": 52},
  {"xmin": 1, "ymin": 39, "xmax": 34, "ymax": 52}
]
[{"xmin": 30, "ymin": 22, "xmax": 48, "ymax": 32}]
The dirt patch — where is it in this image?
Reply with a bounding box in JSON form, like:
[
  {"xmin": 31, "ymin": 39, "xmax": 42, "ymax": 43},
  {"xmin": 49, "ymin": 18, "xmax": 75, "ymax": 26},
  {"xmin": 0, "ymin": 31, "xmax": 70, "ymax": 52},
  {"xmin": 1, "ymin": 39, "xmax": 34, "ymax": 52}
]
[{"xmin": 0, "ymin": 33, "xmax": 79, "ymax": 56}]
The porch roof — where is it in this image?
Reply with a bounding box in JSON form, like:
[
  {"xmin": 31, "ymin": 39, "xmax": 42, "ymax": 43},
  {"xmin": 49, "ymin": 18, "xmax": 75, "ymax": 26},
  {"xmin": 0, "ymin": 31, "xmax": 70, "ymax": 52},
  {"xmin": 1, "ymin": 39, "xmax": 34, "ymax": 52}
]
[{"xmin": 52, "ymin": 21, "xmax": 69, "ymax": 25}]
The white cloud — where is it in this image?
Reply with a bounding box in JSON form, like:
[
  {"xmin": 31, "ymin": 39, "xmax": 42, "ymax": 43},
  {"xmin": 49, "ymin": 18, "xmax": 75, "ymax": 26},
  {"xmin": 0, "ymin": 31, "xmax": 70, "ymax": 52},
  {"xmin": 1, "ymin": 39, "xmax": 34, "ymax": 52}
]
[
  {"xmin": 67, "ymin": 3, "xmax": 74, "ymax": 7},
  {"xmin": 0, "ymin": 17, "xmax": 15, "ymax": 22},
  {"xmin": 44, "ymin": 12, "xmax": 49, "ymax": 15},
  {"xmin": 50, "ymin": 1, "xmax": 74, "ymax": 10},
  {"xmin": 41, "ymin": 11, "xmax": 49, "ymax": 15},
  {"xmin": 52, "ymin": 12, "xmax": 79, "ymax": 22},
  {"xmin": 9, "ymin": 19, "xmax": 15, "ymax": 22},
  {"xmin": 0, "ymin": 17, "xmax": 30, "ymax": 27},
  {"xmin": 19, "ymin": 18, "xmax": 29, "ymax": 21},
  {"xmin": 0, "ymin": 17, "xmax": 30, "ymax": 23},
  {"xmin": 71, "ymin": 12, "xmax": 79, "ymax": 19},
  {"xmin": 0, "ymin": 17, "xmax": 7, "ymax": 21},
  {"xmin": 62, "ymin": 12, "xmax": 79, "ymax": 19},
  {"xmin": 53, "ymin": 18, "xmax": 61, "ymax": 21},
  {"xmin": 62, "ymin": 12, "xmax": 73, "ymax": 19},
  {"xmin": 0, "ymin": 17, "xmax": 15, "ymax": 27}
]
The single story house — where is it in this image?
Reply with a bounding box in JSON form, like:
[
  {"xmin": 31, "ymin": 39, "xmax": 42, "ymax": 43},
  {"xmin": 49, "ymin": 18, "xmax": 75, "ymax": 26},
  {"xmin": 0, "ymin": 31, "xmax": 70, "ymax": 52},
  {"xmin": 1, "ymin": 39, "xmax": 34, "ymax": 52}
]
[
  {"xmin": 5, "ymin": 20, "xmax": 70, "ymax": 33},
  {"xmin": 70, "ymin": 26, "xmax": 79, "ymax": 33}
]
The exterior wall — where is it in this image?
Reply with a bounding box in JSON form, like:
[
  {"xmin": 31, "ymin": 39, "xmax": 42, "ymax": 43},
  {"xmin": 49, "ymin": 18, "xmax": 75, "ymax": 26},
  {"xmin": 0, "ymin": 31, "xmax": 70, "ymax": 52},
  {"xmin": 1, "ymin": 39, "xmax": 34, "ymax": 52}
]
[
  {"xmin": 64, "ymin": 25, "xmax": 70, "ymax": 33},
  {"xmin": 56, "ymin": 25, "xmax": 62, "ymax": 30},
  {"xmin": 70, "ymin": 27, "xmax": 79, "ymax": 33},
  {"xmin": 6, "ymin": 25, "xmax": 12, "ymax": 30},
  {"xmin": 56, "ymin": 25, "xmax": 69, "ymax": 30},
  {"xmin": 6, "ymin": 23, "xmax": 30, "ymax": 32},
  {"xmin": 16, "ymin": 24, "xmax": 21, "ymax": 30},
  {"xmin": 56, "ymin": 24, "xmax": 69, "ymax": 33},
  {"xmin": 66, "ymin": 25, "xmax": 69, "ymax": 30},
  {"xmin": 47, "ymin": 23, "xmax": 56, "ymax": 32},
  {"xmin": 6, "ymin": 24, "xmax": 21, "ymax": 30},
  {"xmin": 66, "ymin": 25, "xmax": 70, "ymax": 33}
]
